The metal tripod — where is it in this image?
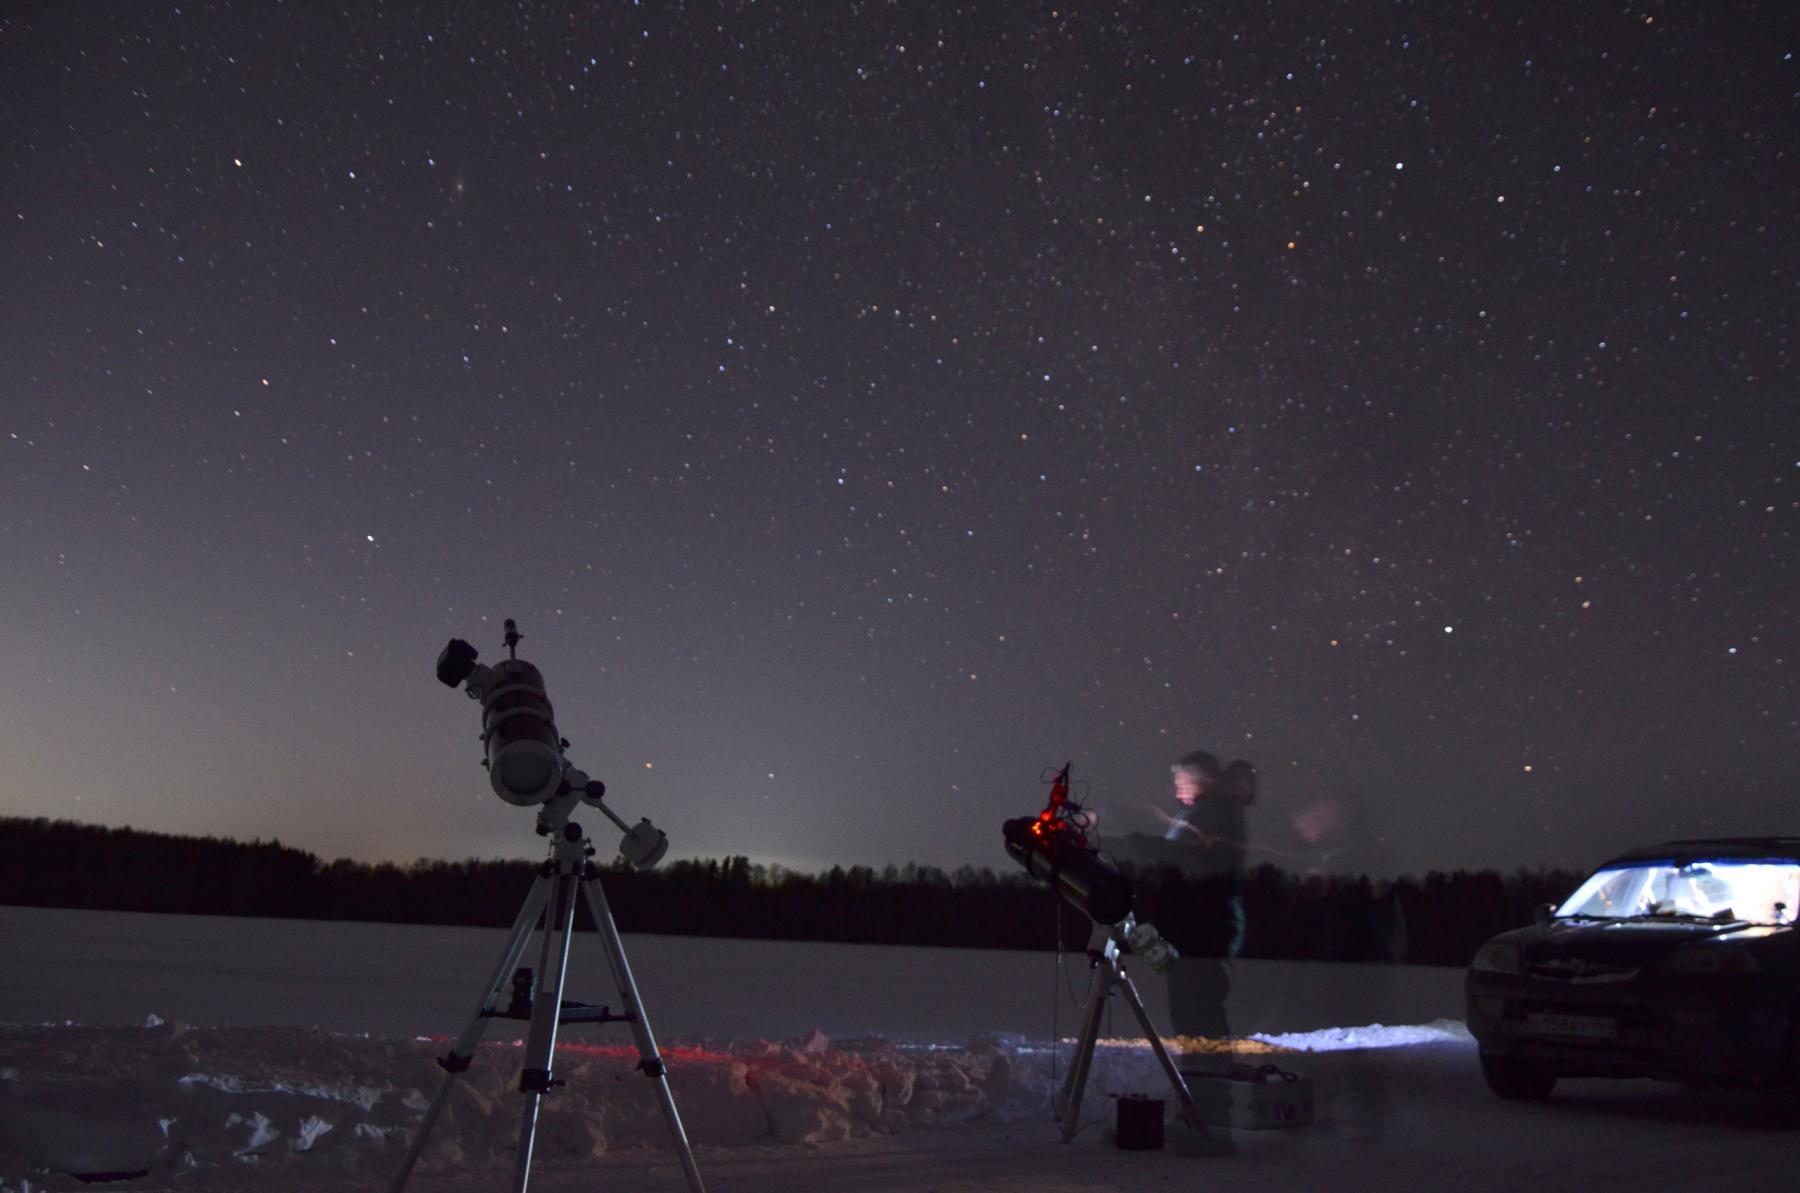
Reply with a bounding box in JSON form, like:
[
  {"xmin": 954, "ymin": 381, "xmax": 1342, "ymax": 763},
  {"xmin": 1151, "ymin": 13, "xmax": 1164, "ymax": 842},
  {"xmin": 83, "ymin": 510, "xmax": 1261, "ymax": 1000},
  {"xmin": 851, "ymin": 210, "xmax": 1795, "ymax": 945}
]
[
  {"xmin": 389, "ymin": 822, "xmax": 706, "ymax": 1193},
  {"xmin": 1053, "ymin": 917, "xmax": 1205, "ymax": 1142}
]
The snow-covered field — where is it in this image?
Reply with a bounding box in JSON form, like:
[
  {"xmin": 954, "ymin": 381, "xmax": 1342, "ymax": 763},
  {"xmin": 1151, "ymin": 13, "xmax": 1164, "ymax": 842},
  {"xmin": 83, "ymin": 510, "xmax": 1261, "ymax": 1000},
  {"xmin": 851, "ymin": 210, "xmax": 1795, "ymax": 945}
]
[
  {"xmin": 2, "ymin": 907, "xmax": 1792, "ymax": 1191},
  {"xmin": 0, "ymin": 907, "xmax": 1465, "ymax": 1041}
]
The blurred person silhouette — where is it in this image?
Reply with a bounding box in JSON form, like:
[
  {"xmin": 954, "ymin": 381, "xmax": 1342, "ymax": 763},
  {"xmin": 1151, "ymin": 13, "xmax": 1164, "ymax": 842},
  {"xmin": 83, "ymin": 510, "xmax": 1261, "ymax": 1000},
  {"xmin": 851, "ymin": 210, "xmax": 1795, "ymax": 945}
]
[
  {"xmin": 1155, "ymin": 750, "xmax": 1257, "ymax": 1043},
  {"xmin": 1263, "ymin": 782, "xmax": 1401, "ymax": 1143},
  {"xmin": 1273, "ymin": 785, "xmax": 1406, "ymax": 963}
]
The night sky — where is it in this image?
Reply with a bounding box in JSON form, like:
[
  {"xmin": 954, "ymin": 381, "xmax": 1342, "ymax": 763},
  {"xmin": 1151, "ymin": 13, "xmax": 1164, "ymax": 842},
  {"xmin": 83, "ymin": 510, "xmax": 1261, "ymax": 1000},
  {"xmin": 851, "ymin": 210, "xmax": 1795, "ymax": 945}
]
[{"xmin": 2, "ymin": 3, "xmax": 1792, "ymax": 882}]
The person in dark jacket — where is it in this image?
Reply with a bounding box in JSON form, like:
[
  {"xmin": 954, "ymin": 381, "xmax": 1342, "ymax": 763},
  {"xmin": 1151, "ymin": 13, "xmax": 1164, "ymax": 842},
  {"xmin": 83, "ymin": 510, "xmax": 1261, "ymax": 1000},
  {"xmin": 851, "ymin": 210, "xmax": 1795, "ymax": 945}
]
[
  {"xmin": 1160, "ymin": 750, "xmax": 1256, "ymax": 1039},
  {"xmin": 1162, "ymin": 751, "xmax": 1255, "ymax": 955}
]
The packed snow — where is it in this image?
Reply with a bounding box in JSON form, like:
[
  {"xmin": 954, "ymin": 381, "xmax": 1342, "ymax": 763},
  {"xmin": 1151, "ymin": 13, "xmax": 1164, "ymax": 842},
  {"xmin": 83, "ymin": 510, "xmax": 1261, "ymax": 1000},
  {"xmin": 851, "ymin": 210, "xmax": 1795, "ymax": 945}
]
[
  {"xmin": 3, "ymin": 908, "xmax": 1793, "ymax": 1191},
  {"xmin": 0, "ymin": 1015, "xmax": 1464, "ymax": 1189}
]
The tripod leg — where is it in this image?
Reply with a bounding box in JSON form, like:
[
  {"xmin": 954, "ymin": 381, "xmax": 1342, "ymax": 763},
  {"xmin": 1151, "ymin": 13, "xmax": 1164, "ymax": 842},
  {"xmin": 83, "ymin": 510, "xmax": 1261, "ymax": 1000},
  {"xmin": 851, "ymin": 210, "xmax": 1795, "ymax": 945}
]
[
  {"xmin": 390, "ymin": 875, "xmax": 552, "ymax": 1193},
  {"xmin": 1055, "ymin": 957, "xmax": 1113, "ymax": 1141},
  {"xmin": 581, "ymin": 878, "xmax": 707, "ymax": 1193},
  {"xmin": 512, "ymin": 866, "xmax": 582, "ymax": 1193},
  {"xmin": 1113, "ymin": 969, "xmax": 1206, "ymax": 1134}
]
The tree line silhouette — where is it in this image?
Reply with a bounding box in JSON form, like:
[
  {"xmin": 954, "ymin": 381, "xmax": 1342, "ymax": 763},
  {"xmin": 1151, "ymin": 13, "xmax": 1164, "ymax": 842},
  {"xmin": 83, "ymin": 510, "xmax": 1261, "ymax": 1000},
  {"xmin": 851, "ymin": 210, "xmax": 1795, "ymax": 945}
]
[{"xmin": 0, "ymin": 817, "xmax": 1582, "ymax": 967}]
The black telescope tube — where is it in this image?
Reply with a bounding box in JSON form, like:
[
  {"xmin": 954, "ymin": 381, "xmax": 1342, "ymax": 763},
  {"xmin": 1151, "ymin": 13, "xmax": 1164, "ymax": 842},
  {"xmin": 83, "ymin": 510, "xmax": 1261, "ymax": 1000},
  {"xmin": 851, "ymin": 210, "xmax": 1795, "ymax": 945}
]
[{"xmin": 1002, "ymin": 818, "xmax": 1134, "ymax": 925}]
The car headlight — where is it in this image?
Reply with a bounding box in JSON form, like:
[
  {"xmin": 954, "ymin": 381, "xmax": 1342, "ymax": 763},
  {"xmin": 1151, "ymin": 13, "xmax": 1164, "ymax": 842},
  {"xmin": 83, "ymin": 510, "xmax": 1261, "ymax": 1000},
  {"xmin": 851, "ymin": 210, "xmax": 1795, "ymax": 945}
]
[
  {"xmin": 1471, "ymin": 940, "xmax": 1522, "ymax": 974},
  {"xmin": 1655, "ymin": 947, "xmax": 1762, "ymax": 976}
]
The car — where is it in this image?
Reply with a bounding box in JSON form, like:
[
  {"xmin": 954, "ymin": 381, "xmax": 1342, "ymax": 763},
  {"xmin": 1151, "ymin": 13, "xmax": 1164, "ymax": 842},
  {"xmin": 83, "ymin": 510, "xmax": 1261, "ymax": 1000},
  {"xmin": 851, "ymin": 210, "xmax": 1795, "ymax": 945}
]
[{"xmin": 1465, "ymin": 837, "xmax": 1800, "ymax": 1122}]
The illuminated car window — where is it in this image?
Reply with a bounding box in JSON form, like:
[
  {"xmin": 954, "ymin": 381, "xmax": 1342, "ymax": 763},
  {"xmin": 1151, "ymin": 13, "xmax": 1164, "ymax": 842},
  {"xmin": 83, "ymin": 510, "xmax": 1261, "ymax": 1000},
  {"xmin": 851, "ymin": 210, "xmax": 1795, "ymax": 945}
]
[{"xmin": 1556, "ymin": 861, "xmax": 1800, "ymax": 925}]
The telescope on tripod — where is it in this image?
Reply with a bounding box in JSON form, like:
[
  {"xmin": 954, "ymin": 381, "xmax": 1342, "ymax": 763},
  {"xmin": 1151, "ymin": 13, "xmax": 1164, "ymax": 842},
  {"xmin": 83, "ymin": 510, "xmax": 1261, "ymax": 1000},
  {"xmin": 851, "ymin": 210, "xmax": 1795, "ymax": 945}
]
[
  {"xmin": 1003, "ymin": 763, "xmax": 1206, "ymax": 1142},
  {"xmin": 391, "ymin": 620, "xmax": 705, "ymax": 1193}
]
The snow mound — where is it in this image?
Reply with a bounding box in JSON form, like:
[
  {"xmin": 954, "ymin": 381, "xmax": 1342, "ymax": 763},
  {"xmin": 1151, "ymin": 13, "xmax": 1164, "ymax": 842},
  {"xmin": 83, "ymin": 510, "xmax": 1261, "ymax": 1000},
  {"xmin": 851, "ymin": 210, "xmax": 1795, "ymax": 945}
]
[
  {"xmin": 0, "ymin": 1018, "xmax": 1460, "ymax": 1187},
  {"xmin": 1251, "ymin": 1018, "xmax": 1473, "ymax": 1052}
]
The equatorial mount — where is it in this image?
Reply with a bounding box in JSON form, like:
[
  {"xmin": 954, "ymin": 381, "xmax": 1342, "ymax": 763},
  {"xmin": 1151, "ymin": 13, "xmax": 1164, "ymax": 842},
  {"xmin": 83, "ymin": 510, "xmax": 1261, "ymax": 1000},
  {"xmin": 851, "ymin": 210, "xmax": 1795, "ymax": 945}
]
[{"xmin": 436, "ymin": 619, "xmax": 668, "ymax": 861}]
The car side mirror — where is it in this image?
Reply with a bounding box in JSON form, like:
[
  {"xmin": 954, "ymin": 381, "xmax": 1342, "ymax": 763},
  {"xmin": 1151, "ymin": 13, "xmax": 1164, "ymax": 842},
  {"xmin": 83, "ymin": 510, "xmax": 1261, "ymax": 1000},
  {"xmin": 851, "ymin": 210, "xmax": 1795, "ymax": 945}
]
[{"xmin": 1533, "ymin": 902, "xmax": 1555, "ymax": 926}]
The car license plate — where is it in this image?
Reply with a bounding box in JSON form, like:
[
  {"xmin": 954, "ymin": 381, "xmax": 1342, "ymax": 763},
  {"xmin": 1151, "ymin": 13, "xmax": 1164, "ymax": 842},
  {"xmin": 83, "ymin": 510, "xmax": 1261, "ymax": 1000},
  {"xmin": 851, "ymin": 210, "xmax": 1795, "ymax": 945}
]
[{"xmin": 1526, "ymin": 1012, "xmax": 1617, "ymax": 1040}]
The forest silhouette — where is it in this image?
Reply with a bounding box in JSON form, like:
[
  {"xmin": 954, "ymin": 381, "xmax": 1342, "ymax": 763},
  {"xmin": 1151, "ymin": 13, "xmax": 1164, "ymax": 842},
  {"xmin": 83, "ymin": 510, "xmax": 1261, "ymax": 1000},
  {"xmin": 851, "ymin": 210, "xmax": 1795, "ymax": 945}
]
[{"xmin": 0, "ymin": 817, "xmax": 1580, "ymax": 967}]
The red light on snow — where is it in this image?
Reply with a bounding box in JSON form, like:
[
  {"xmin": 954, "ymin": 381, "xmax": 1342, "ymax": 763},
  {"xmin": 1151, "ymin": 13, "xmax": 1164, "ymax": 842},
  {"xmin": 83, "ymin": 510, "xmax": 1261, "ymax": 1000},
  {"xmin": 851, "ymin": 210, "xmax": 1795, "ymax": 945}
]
[
  {"xmin": 552, "ymin": 1041, "xmax": 738, "ymax": 1065},
  {"xmin": 478, "ymin": 1039, "xmax": 738, "ymax": 1066}
]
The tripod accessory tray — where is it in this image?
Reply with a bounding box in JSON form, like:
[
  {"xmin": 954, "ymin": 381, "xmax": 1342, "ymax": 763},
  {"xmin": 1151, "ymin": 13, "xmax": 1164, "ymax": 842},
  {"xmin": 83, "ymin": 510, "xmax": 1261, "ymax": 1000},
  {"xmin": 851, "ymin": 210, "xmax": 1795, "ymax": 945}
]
[{"xmin": 1178, "ymin": 1062, "xmax": 1313, "ymax": 1130}]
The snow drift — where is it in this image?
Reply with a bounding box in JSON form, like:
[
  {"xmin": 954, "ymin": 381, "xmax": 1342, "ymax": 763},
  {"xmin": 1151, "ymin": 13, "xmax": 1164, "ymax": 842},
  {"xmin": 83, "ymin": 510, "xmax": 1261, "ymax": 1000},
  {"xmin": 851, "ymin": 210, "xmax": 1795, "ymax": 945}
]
[{"xmin": 0, "ymin": 1016, "xmax": 1471, "ymax": 1187}]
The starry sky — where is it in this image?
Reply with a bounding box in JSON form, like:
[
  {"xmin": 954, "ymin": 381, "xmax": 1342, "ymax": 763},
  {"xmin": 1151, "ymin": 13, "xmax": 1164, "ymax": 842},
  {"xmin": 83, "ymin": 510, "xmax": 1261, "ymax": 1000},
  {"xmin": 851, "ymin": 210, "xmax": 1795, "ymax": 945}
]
[{"xmin": 2, "ymin": 2, "xmax": 1792, "ymax": 881}]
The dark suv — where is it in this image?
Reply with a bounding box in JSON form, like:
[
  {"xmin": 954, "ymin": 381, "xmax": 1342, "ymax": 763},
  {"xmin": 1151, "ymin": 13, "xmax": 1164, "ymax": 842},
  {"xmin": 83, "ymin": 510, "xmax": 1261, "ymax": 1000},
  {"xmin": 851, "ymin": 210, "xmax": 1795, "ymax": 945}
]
[{"xmin": 1465, "ymin": 837, "xmax": 1800, "ymax": 1121}]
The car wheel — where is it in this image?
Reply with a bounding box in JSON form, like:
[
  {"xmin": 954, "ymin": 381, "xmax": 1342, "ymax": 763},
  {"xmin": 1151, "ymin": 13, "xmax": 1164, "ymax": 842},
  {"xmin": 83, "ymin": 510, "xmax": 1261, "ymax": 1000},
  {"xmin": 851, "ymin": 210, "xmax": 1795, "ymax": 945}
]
[
  {"xmin": 1761, "ymin": 1006, "xmax": 1800, "ymax": 1128},
  {"xmin": 1480, "ymin": 1051, "xmax": 1557, "ymax": 1101}
]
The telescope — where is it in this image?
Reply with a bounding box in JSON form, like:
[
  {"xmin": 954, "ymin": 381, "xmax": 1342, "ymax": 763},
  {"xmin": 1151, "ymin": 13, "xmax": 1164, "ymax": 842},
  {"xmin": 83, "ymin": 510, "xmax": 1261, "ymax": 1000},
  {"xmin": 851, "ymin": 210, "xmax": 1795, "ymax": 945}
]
[
  {"xmin": 398, "ymin": 619, "xmax": 705, "ymax": 1193},
  {"xmin": 1001, "ymin": 764, "xmax": 1174, "ymax": 976},
  {"xmin": 436, "ymin": 619, "xmax": 667, "ymax": 867},
  {"xmin": 1005, "ymin": 764, "xmax": 1197, "ymax": 1141},
  {"xmin": 1001, "ymin": 764, "xmax": 1134, "ymax": 925}
]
